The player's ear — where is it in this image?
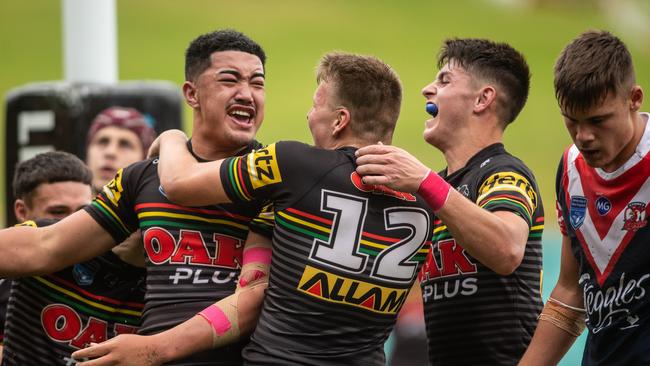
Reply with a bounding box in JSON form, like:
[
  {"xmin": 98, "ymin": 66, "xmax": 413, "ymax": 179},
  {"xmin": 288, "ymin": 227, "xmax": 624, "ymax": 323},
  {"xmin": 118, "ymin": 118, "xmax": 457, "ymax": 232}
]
[
  {"xmin": 332, "ymin": 107, "xmax": 351, "ymax": 136},
  {"xmin": 14, "ymin": 199, "xmax": 28, "ymax": 223},
  {"xmin": 475, "ymin": 85, "xmax": 496, "ymax": 114},
  {"xmin": 182, "ymin": 81, "xmax": 200, "ymax": 108},
  {"xmin": 630, "ymin": 85, "xmax": 643, "ymax": 112}
]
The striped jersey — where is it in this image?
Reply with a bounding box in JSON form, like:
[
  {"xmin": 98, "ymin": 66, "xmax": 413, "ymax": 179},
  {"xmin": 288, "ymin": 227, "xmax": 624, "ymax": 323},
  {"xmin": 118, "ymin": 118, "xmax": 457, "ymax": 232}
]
[
  {"xmin": 0, "ymin": 279, "xmax": 10, "ymax": 344},
  {"xmin": 556, "ymin": 114, "xmax": 650, "ymax": 366},
  {"xmin": 219, "ymin": 141, "xmax": 434, "ymax": 365},
  {"xmin": 419, "ymin": 143, "xmax": 544, "ymax": 365},
  {"xmin": 2, "ymin": 219, "xmax": 145, "ymax": 366},
  {"xmin": 84, "ymin": 141, "xmax": 273, "ymax": 366}
]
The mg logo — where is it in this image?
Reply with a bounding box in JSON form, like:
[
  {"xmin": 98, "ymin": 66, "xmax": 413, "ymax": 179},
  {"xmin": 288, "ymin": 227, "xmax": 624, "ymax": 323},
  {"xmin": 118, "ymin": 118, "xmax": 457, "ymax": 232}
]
[{"xmin": 595, "ymin": 196, "xmax": 611, "ymax": 216}]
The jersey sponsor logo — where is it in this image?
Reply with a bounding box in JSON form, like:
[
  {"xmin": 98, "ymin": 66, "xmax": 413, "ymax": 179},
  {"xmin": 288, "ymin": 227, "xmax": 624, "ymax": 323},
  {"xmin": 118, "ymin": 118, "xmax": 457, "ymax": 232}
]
[
  {"xmin": 297, "ymin": 265, "xmax": 408, "ymax": 314},
  {"xmin": 419, "ymin": 239, "xmax": 478, "ymax": 280},
  {"xmin": 570, "ymin": 196, "xmax": 587, "ymax": 229},
  {"xmin": 580, "ymin": 272, "xmax": 649, "ymax": 333},
  {"xmin": 350, "ymin": 172, "xmax": 416, "ymax": 202},
  {"xmin": 102, "ymin": 168, "xmax": 125, "ymax": 206},
  {"xmin": 143, "ymin": 227, "xmax": 243, "ymax": 268},
  {"xmin": 419, "ymin": 239, "xmax": 479, "ymax": 302},
  {"xmin": 168, "ymin": 267, "xmax": 238, "ymax": 285},
  {"xmin": 41, "ymin": 304, "xmax": 137, "ymax": 349},
  {"xmin": 246, "ymin": 144, "xmax": 282, "ymax": 189},
  {"xmin": 623, "ymin": 202, "xmax": 648, "ymax": 231},
  {"xmin": 595, "ymin": 196, "xmax": 612, "ymax": 216},
  {"xmin": 478, "ymin": 171, "xmax": 538, "ymax": 208}
]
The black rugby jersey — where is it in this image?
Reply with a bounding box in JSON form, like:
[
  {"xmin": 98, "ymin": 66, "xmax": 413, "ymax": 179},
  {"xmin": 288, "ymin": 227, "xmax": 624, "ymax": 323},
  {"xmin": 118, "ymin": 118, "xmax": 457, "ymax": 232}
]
[
  {"xmin": 219, "ymin": 141, "xmax": 434, "ymax": 365},
  {"xmin": 2, "ymin": 219, "xmax": 145, "ymax": 366},
  {"xmin": 85, "ymin": 141, "xmax": 273, "ymax": 366},
  {"xmin": 419, "ymin": 143, "xmax": 544, "ymax": 365},
  {"xmin": 557, "ymin": 121, "xmax": 650, "ymax": 366}
]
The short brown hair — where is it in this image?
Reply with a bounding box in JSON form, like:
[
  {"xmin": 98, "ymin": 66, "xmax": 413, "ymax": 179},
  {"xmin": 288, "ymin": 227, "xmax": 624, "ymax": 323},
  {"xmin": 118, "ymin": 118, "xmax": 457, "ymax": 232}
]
[
  {"xmin": 13, "ymin": 151, "xmax": 92, "ymax": 207},
  {"xmin": 438, "ymin": 38, "xmax": 530, "ymax": 126},
  {"xmin": 554, "ymin": 30, "xmax": 635, "ymax": 114},
  {"xmin": 316, "ymin": 53, "xmax": 402, "ymax": 142}
]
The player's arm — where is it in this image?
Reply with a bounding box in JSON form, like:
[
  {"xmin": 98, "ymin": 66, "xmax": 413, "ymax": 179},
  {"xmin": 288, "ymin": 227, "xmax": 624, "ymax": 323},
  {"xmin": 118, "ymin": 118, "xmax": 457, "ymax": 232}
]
[
  {"xmin": 356, "ymin": 144, "xmax": 529, "ymax": 275},
  {"xmin": 518, "ymin": 234, "xmax": 585, "ymax": 365},
  {"xmin": 0, "ymin": 211, "xmax": 116, "ymax": 277},
  {"xmin": 156, "ymin": 129, "xmax": 230, "ymax": 207},
  {"xmin": 72, "ymin": 231, "xmax": 271, "ymax": 366}
]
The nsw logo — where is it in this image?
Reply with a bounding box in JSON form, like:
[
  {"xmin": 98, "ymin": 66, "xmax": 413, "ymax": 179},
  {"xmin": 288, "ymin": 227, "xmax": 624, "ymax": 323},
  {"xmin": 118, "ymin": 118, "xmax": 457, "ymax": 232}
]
[
  {"xmin": 570, "ymin": 196, "xmax": 588, "ymax": 229},
  {"xmin": 595, "ymin": 196, "xmax": 611, "ymax": 216}
]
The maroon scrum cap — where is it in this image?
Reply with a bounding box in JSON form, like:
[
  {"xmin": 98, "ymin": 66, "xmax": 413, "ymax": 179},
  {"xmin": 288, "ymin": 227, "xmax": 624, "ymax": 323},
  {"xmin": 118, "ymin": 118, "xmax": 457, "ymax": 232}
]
[{"xmin": 86, "ymin": 106, "xmax": 157, "ymax": 152}]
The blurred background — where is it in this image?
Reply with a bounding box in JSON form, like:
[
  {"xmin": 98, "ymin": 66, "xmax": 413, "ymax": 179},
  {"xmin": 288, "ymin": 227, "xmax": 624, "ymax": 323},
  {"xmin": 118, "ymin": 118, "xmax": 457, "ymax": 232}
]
[{"xmin": 2, "ymin": 0, "xmax": 649, "ymax": 364}]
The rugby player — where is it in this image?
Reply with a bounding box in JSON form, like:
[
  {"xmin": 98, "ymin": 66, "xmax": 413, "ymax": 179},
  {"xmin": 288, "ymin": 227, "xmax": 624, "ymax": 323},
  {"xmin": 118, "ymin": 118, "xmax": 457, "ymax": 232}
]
[
  {"xmin": 0, "ymin": 29, "xmax": 273, "ymax": 366},
  {"xmin": 85, "ymin": 106, "xmax": 157, "ymax": 195},
  {"xmin": 520, "ymin": 30, "xmax": 650, "ymax": 366},
  {"xmin": 1, "ymin": 151, "xmax": 145, "ymax": 366},
  {"xmin": 142, "ymin": 52, "xmax": 435, "ymax": 365},
  {"xmin": 355, "ymin": 38, "xmax": 544, "ymax": 365}
]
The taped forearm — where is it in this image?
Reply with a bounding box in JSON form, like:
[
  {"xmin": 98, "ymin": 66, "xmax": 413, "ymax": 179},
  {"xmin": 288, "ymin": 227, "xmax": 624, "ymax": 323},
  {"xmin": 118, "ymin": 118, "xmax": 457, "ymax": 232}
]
[
  {"xmin": 538, "ymin": 297, "xmax": 586, "ymax": 337},
  {"xmin": 198, "ymin": 281, "xmax": 267, "ymax": 348}
]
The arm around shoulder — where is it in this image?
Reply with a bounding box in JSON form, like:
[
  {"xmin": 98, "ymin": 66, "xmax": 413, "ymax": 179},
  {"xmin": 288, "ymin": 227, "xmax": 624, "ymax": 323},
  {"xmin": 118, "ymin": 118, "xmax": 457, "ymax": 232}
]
[
  {"xmin": 157, "ymin": 130, "xmax": 229, "ymax": 206},
  {"xmin": 0, "ymin": 210, "xmax": 115, "ymax": 277}
]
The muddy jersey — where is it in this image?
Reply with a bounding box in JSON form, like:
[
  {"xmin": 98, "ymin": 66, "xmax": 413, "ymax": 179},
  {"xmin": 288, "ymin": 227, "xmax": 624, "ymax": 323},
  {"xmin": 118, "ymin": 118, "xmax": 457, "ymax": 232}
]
[
  {"xmin": 219, "ymin": 141, "xmax": 434, "ymax": 365},
  {"xmin": 85, "ymin": 141, "xmax": 273, "ymax": 366},
  {"xmin": 556, "ymin": 117, "xmax": 650, "ymax": 366},
  {"xmin": 2, "ymin": 219, "xmax": 145, "ymax": 366},
  {"xmin": 418, "ymin": 143, "xmax": 544, "ymax": 365}
]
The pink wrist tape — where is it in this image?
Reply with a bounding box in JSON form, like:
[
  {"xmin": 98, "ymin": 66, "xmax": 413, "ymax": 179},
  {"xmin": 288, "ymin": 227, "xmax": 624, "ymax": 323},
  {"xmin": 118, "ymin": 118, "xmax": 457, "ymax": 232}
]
[
  {"xmin": 242, "ymin": 248, "xmax": 272, "ymax": 265},
  {"xmin": 239, "ymin": 269, "xmax": 266, "ymax": 288},
  {"xmin": 417, "ymin": 170, "xmax": 451, "ymax": 212},
  {"xmin": 198, "ymin": 305, "xmax": 231, "ymax": 336}
]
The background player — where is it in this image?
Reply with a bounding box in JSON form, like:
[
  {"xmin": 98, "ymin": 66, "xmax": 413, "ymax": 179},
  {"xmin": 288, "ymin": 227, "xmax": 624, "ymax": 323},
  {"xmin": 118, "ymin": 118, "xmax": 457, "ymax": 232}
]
[
  {"xmin": 85, "ymin": 107, "xmax": 157, "ymax": 195},
  {"xmin": 0, "ymin": 29, "xmax": 273, "ymax": 366},
  {"xmin": 144, "ymin": 52, "xmax": 434, "ymax": 365},
  {"xmin": 1, "ymin": 151, "xmax": 145, "ymax": 366},
  {"xmin": 519, "ymin": 30, "xmax": 649, "ymax": 366},
  {"xmin": 355, "ymin": 38, "xmax": 544, "ymax": 365}
]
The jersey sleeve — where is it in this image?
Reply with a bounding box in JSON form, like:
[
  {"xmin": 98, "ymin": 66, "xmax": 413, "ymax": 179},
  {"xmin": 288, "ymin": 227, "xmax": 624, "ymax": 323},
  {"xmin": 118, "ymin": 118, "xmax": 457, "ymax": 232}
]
[
  {"xmin": 219, "ymin": 141, "xmax": 295, "ymax": 204},
  {"xmin": 475, "ymin": 163, "xmax": 540, "ymax": 227},
  {"xmin": 248, "ymin": 201, "xmax": 275, "ymax": 238},
  {"xmin": 84, "ymin": 162, "xmax": 144, "ymax": 244}
]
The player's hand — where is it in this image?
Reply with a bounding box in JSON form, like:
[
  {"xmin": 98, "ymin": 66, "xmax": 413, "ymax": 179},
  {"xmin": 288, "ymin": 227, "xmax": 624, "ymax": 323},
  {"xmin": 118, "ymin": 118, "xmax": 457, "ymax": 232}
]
[
  {"xmin": 147, "ymin": 129, "xmax": 188, "ymax": 158},
  {"xmin": 355, "ymin": 144, "xmax": 430, "ymax": 193},
  {"xmin": 71, "ymin": 334, "xmax": 167, "ymax": 366}
]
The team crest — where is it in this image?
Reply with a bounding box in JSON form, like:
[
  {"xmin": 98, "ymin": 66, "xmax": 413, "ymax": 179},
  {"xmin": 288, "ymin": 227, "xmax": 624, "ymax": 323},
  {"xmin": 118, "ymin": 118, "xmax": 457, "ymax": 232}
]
[
  {"xmin": 73, "ymin": 263, "xmax": 96, "ymax": 286},
  {"xmin": 623, "ymin": 202, "xmax": 648, "ymax": 232},
  {"xmin": 569, "ymin": 196, "xmax": 587, "ymax": 229}
]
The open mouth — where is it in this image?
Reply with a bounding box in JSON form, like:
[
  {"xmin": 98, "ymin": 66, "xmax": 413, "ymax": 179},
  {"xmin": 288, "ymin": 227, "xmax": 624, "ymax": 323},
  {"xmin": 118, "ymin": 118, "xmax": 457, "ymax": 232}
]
[
  {"xmin": 227, "ymin": 106, "xmax": 256, "ymax": 126},
  {"xmin": 100, "ymin": 166, "xmax": 116, "ymax": 178}
]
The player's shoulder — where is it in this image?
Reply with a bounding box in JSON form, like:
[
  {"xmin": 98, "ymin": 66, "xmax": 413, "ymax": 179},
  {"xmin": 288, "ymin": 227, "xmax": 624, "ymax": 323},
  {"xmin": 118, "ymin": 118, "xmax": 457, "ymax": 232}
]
[
  {"xmin": 476, "ymin": 148, "xmax": 535, "ymax": 182},
  {"xmin": 118, "ymin": 157, "xmax": 158, "ymax": 183}
]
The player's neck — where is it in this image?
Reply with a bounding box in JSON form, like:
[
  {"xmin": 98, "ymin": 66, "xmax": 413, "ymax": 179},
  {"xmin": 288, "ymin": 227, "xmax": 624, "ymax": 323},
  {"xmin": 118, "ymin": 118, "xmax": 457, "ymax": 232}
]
[
  {"xmin": 190, "ymin": 135, "xmax": 248, "ymax": 161},
  {"xmin": 443, "ymin": 128, "xmax": 502, "ymax": 175}
]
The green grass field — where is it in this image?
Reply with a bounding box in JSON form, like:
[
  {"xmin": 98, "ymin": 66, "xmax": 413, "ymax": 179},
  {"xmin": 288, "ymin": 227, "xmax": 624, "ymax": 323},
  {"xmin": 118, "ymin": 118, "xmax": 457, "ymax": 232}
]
[{"xmin": 2, "ymin": 1, "xmax": 649, "ymax": 364}]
